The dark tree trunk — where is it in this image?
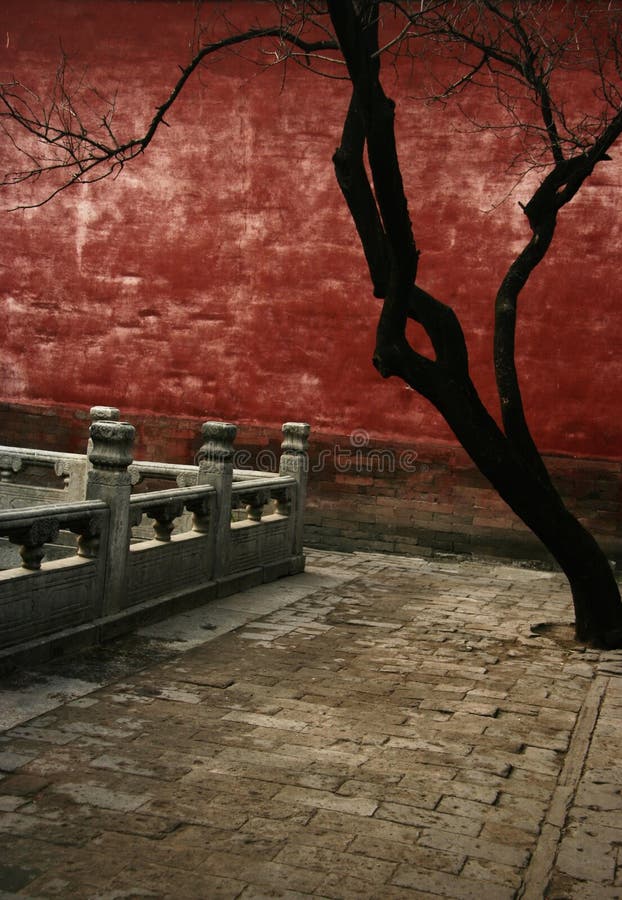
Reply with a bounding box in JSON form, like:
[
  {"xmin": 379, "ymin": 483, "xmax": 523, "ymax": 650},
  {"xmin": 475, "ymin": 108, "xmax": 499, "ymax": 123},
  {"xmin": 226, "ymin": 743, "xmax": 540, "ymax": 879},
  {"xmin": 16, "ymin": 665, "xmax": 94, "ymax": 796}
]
[
  {"xmin": 432, "ymin": 377, "xmax": 622, "ymax": 647},
  {"xmin": 373, "ymin": 322, "xmax": 622, "ymax": 647},
  {"xmin": 327, "ymin": 0, "xmax": 622, "ymax": 649}
]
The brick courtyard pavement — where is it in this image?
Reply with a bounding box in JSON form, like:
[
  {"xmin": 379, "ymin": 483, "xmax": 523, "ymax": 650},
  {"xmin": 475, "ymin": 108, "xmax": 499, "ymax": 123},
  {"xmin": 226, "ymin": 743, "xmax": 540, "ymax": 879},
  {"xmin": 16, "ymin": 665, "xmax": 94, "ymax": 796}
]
[{"xmin": 1, "ymin": 548, "xmax": 622, "ymax": 899}]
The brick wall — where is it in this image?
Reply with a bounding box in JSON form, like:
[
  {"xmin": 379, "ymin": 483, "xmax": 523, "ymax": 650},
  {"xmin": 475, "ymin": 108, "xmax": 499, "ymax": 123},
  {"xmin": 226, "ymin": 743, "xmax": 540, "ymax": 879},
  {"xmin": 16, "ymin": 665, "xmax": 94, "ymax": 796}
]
[
  {"xmin": 2, "ymin": 402, "xmax": 619, "ymax": 567},
  {"xmin": 303, "ymin": 434, "xmax": 622, "ymax": 567}
]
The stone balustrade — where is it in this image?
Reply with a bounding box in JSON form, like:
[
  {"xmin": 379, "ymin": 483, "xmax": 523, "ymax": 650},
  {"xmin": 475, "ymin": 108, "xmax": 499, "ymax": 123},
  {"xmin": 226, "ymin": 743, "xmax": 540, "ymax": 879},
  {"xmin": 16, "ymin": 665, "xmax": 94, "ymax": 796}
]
[
  {"xmin": 0, "ymin": 447, "xmax": 87, "ymax": 505},
  {"xmin": 0, "ymin": 499, "xmax": 110, "ymax": 655},
  {"xmin": 0, "ymin": 409, "xmax": 310, "ymax": 670},
  {"xmin": 130, "ymin": 485, "xmax": 216, "ymax": 541},
  {"xmin": 0, "ymin": 500, "xmax": 108, "ymax": 570}
]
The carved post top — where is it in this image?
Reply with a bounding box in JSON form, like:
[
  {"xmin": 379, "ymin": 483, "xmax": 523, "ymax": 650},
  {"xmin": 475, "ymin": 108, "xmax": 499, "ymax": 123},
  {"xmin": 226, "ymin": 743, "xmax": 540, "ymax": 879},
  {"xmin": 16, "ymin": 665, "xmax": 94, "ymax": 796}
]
[
  {"xmin": 87, "ymin": 408, "xmax": 122, "ymax": 468},
  {"xmin": 281, "ymin": 423, "xmax": 311, "ymax": 455},
  {"xmin": 199, "ymin": 422, "xmax": 237, "ymax": 463},
  {"xmin": 88, "ymin": 421, "xmax": 135, "ymax": 471},
  {"xmin": 90, "ymin": 406, "xmax": 120, "ymax": 422}
]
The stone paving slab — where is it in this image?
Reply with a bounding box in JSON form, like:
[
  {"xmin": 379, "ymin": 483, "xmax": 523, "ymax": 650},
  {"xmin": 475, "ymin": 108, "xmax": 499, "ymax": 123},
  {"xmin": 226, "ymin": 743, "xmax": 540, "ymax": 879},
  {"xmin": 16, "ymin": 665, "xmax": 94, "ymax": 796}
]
[
  {"xmin": 0, "ymin": 564, "xmax": 356, "ymax": 732},
  {"xmin": 0, "ymin": 548, "xmax": 621, "ymax": 898}
]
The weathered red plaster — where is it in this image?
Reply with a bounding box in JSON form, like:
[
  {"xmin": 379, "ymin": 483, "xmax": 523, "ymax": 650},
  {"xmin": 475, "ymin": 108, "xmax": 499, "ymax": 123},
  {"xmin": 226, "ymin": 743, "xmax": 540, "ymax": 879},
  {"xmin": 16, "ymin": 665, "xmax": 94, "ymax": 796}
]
[{"xmin": 0, "ymin": 1, "xmax": 620, "ymax": 462}]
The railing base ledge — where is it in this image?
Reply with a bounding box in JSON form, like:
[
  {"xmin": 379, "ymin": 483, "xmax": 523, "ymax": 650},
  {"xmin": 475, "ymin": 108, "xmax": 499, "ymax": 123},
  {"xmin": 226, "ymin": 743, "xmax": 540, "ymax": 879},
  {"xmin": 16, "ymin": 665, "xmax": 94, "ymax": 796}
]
[{"xmin": 0, "ymin": 554, "xmax": 306, "ymax": 673}]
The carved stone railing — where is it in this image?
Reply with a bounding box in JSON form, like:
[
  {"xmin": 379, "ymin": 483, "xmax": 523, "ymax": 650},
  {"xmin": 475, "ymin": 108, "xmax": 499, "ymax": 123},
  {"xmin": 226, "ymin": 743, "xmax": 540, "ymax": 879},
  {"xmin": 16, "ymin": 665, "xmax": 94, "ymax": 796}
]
[
  {"xmin": 128, "ymin": 461, "xmax": 275, "ymax": 487},
  {"xmin": 129, "ymin": 485, "xmax": 214, "ymax": 538},
  {"xmin": 228, "ymin": 475, "xmax": 299, "ymax": 576},
  {"xmin": 0, "ymin": 500, "xmax": 109, "ymax": 651},
  {"xmin": 0, "ymin": 500, "xmax": 107, "ymax": 571},
  {"xmin": 0, "ymin": 406, "xmax": 121, "ymax": 509},
  {"xmin": 0, "ymin": 447, "xmax": 87, "ymax": 507},
  {"xmin": 0, "ymin": 409, "xmax": 310, "ymax": 669},
  {"xmin": 125, "ymin": 485, "xmax": 217, "ymax": 608},
  {"xmin": 128, "ymin": 461, "xmax": 276, "ymax": 536}
]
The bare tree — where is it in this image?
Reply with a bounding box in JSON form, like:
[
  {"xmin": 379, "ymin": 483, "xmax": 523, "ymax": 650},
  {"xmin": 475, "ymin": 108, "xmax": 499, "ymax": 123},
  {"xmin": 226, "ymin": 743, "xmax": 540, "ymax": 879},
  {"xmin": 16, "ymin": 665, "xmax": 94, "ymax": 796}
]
[{"xmin": 1, "ymin": 0, "xmax": 621, "ymax": 646}]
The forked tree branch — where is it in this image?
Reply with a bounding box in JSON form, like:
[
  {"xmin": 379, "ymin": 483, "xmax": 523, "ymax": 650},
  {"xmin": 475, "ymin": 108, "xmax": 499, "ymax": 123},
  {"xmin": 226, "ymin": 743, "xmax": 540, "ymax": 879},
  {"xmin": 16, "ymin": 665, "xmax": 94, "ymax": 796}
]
[
  {"xmin": 0, "ymin": 21, "xmax": 338, "ymax": 209},
  {"xmin": 328, "ymin": 0, "xmax": 471, "ymax": 398}
]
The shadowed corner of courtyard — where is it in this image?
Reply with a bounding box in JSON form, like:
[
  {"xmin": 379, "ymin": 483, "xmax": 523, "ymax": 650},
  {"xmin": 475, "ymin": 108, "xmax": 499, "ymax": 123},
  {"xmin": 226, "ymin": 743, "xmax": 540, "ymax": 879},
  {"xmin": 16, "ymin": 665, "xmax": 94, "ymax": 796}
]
[{"xmin": 1, "ymin": 547, "xmax": 622, "ymax": 899}]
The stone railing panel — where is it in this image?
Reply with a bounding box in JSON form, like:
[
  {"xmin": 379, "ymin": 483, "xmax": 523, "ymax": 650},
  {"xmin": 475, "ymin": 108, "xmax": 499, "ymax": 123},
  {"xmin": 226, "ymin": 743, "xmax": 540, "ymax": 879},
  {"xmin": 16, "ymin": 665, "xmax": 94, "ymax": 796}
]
[
  {"xmin": 228, "ymin": 476, "xmax": 298, "ymax": 575},
  {"xmin": 129, "ymin": 486, "xmax": 216, "ymax": 543},
  {"xmin": 126, "ymin": 485, "xmax": 217, "ymax": 608},
  {"xmin": 0, "ymin": 500, "xmax": 110, "ymax": 650}
]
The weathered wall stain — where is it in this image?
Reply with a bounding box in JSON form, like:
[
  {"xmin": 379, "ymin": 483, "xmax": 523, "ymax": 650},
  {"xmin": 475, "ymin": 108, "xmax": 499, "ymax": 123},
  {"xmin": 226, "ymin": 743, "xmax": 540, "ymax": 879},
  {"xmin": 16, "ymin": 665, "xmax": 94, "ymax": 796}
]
[{"xmin": 0, "ymin": 0, "xmax": 619, "ymax": 463}]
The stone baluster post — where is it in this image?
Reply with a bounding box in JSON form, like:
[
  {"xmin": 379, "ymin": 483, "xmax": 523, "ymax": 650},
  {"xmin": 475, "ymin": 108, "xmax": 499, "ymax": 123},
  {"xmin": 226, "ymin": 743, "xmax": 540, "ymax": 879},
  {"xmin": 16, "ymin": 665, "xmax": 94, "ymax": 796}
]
[
  {"xmin": 86, "ymin": 420, "xmax": 135, "ymax": 615},
  {"xmin": 8, "ymin": 517, "xmax": 60, "ymax": 571},
  {"xmin": 87, "ymin": 406, "xmax": 121, "ymax": 461},
  {"xmin": 244, "ymin": 490, "xmax": 269, "ymax": 523},
  {"xmin": 197, "ymin": 422, "xmax": 237, "ymax": 578},
  {"xmin": 55, "ymin": 406, "xmax": 123, "ymax": 503},
  {"xmin": 279, "ymin": 423, "xmax": 310, "ymax": 566}
]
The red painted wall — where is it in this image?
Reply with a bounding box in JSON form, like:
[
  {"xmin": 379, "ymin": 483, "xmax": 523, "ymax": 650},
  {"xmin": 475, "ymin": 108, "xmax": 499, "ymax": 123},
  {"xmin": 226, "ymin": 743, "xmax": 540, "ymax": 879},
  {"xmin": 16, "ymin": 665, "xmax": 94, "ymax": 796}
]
[{"xmin": 0, "ymin": 1, "xmax": 620, "ymax": 460}]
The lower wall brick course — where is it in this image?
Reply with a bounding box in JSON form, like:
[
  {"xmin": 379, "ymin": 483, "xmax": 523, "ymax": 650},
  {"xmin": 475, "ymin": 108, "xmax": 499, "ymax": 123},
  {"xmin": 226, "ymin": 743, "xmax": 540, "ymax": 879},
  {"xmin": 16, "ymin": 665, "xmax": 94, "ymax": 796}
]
[{"xmin": 2, "ymin": 403, "xmax": 620, "ymax": 563}]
